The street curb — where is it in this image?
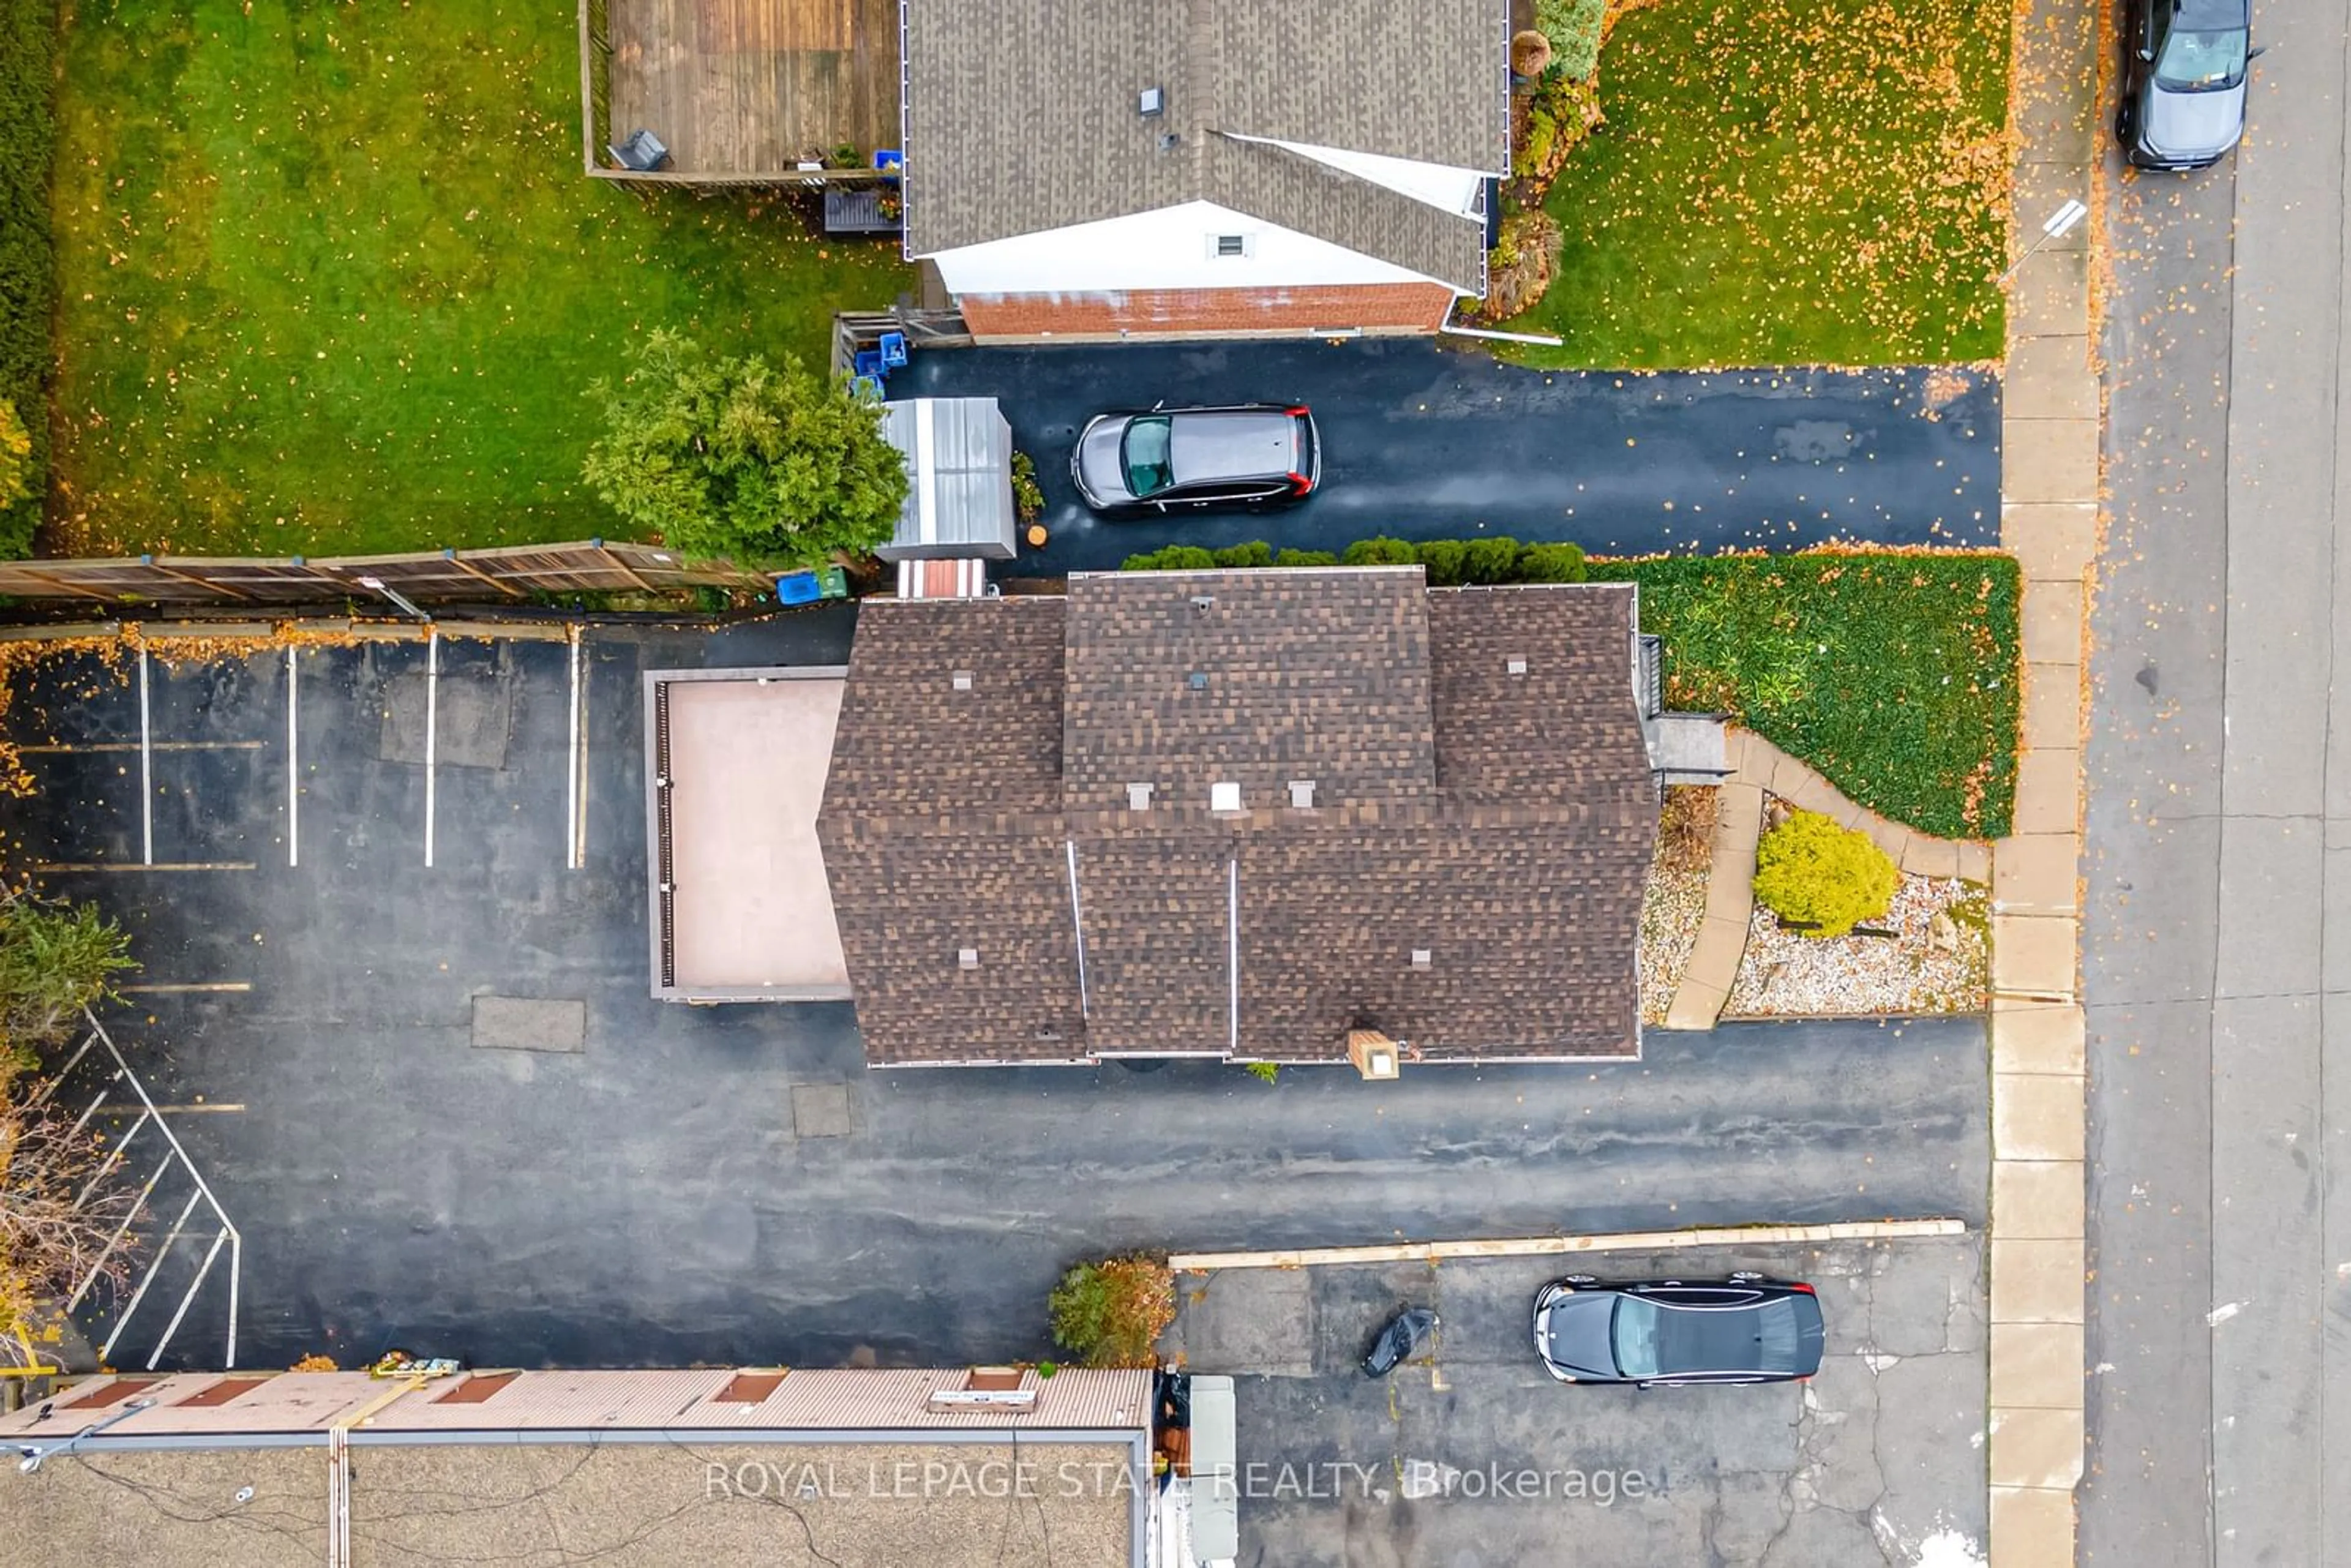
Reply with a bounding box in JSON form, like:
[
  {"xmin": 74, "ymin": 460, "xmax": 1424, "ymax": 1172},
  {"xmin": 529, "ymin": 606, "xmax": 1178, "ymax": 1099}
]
[{"xmin": 1169, "ymin": 1217, "xmax": 1968, "ymax": 1273}]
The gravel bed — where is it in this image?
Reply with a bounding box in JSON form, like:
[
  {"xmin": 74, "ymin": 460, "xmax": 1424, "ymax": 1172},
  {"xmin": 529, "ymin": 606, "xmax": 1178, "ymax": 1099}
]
[
  {"xmin": 1724, "ymin": 874, "xmax": 1987, "ymax": 1018},
  {"xmin": 1639, "ymin": 867, "xmax": 1708, "ymax": 1025}
]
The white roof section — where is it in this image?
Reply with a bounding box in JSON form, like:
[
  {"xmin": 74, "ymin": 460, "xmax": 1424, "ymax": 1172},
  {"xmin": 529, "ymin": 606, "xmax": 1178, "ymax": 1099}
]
[
  {"xmin": 879, "ymin": 397, "xmax": 1017, "ymax": 562},
  {"xmin": 1235, "ymin": 134, "xmax": 1485, "ymax": 216},
  {"xmin": 0, "ymin": 1368, "xmax": 1153, "ymax": 1439}
]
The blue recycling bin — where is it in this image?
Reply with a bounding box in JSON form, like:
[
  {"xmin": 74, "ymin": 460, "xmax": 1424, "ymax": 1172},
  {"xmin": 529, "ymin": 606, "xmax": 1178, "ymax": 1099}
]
[
  {"xmin": 878, "ymin": 331, "xmax": 908, "ymax": 369},
  {"xmin": 774, "ymin": 570, "xmax": 822, "ymax": 606}
]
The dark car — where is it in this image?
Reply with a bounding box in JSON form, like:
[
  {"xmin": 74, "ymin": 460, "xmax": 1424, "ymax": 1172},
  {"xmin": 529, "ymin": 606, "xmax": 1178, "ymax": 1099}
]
[
  {"xmin": 1070, "ymin": 403, "xmax": 1321, "ymax": 514},
  {"xmin": 2118, "ymin": 0, "xmax": 2261, "ymax": 171},
  {"xmin": 1362, "ymin": 1307, "xmax": 1439, "ymax": 1378},
  {"xmin": 1531, "ymin": 1274, "xmax": 1825, "ymax": 1387}
]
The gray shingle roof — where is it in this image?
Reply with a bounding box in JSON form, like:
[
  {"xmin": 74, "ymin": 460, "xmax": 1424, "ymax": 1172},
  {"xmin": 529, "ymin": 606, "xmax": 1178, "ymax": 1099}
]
[
  {"xmin": 901, "ymin": 0, "xmax": 1508, "ymax": 292},
  {"xmin": 818, "ymin": 572, "xmax": 1658, "ymax": 1067}
]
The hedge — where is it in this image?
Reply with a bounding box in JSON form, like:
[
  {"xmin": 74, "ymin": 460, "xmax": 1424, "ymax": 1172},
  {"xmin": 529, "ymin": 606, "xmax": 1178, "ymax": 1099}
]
[
  {"xmin": 0, "ymin": 0, "xmax": 51, "ymax": 558},
  {"xmin": 1125, "ymin": 536, "xmax": 1586, "ymax": 586}
]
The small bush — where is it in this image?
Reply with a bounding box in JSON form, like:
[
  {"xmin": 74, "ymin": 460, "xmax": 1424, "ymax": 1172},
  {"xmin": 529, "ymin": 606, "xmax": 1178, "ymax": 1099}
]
[
  {"xmin": 1414, "ymin": 539, "xmax": 1468, "ymax": 587},
  {"xmin": 1463, "ymin": 536, "xmax": 1523, "ymax": 584},
  {"xmin": 1515, "ymin": 111, "xmax": 1559, "ymax": 179},
  {"xmin": 1212, "ymin": 540, "xmax": 1273, "ymax": 569},
  {"xmin": 1752, "ymin": 811, "xmax": 1898, "ymax": 938},
  {"xmin": 1535, "ymin": 0, "xmax": 1608, "ymax": 80},
  {"xmin": 1517, "ymin": 541, "xmax": 1588, "ymax": 582},
  {"xmin": 1049, "ymin": 1256, "xmax": 1176, "ymax": 1368},
  {"xmin": 1244, "ymin": 1060, "xmax": 1280, "ymax": 1084},
  {"xmin": 1342, "ymin": 536, "xmax": 1420, "ymax": 567},
  {"xmin": 1010, "ymin": 450, "xmax": 1044, "ymax": 525},
  {"xmin": 1275, "ymin": 548, "xmax": 1339, "ymax": 568},
  {"xmin": 1120, "ymin": 545, "xmax": 1220, "ymax": 571},
  {"xmin": 1657, "ymin": 785, "xmax": 1719, "ymax": 874}
]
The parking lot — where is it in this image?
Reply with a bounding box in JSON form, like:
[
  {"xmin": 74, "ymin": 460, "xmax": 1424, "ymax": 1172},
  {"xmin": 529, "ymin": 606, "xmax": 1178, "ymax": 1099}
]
[
  {"xmin": 0, "ymin": 617, "xmax": 1989, "ymax": 1379},
  {"xmin": 1167, "ymin": 1237, "xmax": 1988, "ymax": 1566}
]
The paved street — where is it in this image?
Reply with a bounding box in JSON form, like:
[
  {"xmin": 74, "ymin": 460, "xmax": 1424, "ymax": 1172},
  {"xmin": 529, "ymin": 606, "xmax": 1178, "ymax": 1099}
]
[
  {"xmin": 1166, "ymin": 1238, "xmax": 1987, "ymax": 1567},
  {"xmin": 2083, "ymin": 2, "xmax": 2351, "ymax": 1559},
  {"xmin": 0, "ymin": 630, "xmax": 1989, "ymax": 1374},
  {"xmin": 893, "ymin": 340, "xmax": 2001, "ymax": 571}
]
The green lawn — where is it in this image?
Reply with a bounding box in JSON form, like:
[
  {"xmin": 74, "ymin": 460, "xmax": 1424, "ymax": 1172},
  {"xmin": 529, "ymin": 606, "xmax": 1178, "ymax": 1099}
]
[
  {"xmin": 1499, "ymin": 0, "xmax": 2009, "ymax": 367},
  {"xmin": 1591, "ymin": 552, "xmax": 2020, "ymax": 839},
  {"xmin": 47, "ymin": 1, "xmax": 913, "ymax": 557}
]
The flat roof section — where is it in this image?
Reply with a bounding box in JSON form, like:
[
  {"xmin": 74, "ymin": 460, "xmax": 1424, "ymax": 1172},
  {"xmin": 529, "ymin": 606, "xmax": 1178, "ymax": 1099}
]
[{"xmin": 648, "ymin": 669, "xmax": 850, "ymax": 1002}]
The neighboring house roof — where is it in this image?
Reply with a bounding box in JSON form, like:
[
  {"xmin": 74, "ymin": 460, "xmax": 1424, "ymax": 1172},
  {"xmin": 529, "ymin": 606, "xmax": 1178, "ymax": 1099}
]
[
  {"xmin": 818, "ymin": 569, "xmax": 1658, "ymax": 1067},
  {"xmin": 901, "ymin": 0, "xmax": 1509, "ymax": 291},
  {"xmin": 0, "ymin": 1369, "xmax": 1149, "ymax": 1568}
]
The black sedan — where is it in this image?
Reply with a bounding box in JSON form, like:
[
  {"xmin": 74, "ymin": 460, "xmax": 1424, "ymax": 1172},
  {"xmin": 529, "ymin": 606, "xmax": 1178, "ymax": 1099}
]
[
  {"xmin": 2117, "ymin": 0, "xmax": 2261, "ymax": 171},
  {"xmin": 1070, "ymin": 402, "xmax": 1321, "ymax": 514},
  {"xmin": 1531, "ymin": 1274, "xmax": 1826, "ymax": 1387}
]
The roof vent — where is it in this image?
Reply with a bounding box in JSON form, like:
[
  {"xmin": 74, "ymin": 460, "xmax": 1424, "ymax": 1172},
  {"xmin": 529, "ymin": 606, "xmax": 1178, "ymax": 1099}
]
[
  {"xmin": 1287, "ymin": 779, "xmax": 1316, "ymax": 809},
  {"xmin": 1139, "ymin": 86, "xmax": 1165, "ymax": 118},
  {"xmin": 1158, "ymin": 132, "xmax": 1182, "ymax": 153},
  {"xmin": 1127, "ymin": 782, "xmax": 1154, "ymax": 811},
  {"xmin": 1506, "ymin": 656, "xmax": 1528, "ymax": 677},
  {"xmin": 1190, "ymin": 594, "xmax": 1216, "ymax": 612},
  {"xmin": 1410, "ymin": 948, "xmax": 1433, "ymax": 970},
  {"xmin": 958, "ymin": 947, "xmax": 980, "ymax": 970},
  {"xmin": 951, "ymin": 669, "xmax": 975, "ymax": 691},
  {"xmin": 1188, "ymin": 671, "xmax": 1209, "ymax": 691},
  {"xmin": 1211, "ymin": 781, "xmax": 1243, "ymax": 813}
]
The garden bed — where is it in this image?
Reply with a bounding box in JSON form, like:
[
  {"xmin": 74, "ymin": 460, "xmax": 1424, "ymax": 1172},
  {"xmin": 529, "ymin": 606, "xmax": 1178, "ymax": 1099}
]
[
  {"xmin": 1638, "ymin": 784, "xmax": 1715, "ymax": 1025},
  {"xmin": 1725, "ymin": 871, "xmax": 1987, "ymax": 1018}
]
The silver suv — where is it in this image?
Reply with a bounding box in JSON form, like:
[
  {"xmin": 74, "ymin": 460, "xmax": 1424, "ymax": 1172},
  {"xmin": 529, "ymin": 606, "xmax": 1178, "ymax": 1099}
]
[{"xmin": 1071, "ymin": 403, "xmax": 1321, "ymax": 513}]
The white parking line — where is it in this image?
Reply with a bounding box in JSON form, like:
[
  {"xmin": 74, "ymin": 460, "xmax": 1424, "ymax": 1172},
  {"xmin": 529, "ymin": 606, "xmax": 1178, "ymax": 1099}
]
[
  {"xmin": 138, "ymin": 648, "xmax": 152, "ymax": 866},
  {"xmin": 424, "ymin": 629, "xmax": 439, "ymax": 868},
  {"xmin": 287, "ymin": 645, "xmax": 300, "ymax": 868},
  {"xmin": 567, "ymin": 630, "xmax": 583, "ymax": 870},
  {"xmin": 16, "ymin": 741, "xmax": 263, "ymax": 754}
]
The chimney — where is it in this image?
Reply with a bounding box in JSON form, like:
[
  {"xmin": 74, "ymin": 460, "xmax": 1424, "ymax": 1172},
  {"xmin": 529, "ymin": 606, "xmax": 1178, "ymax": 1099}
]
[{"xmin": 1348, "ymin": 1029, "xmax": 1402, "ymax": 1081}]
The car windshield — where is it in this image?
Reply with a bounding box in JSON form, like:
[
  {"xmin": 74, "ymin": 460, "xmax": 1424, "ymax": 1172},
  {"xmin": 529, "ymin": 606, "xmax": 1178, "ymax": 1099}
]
[
  {"xmin": 2156, "ymin": 27, "xmax": 2248, "ymax": 91},
  {"xmin": 1120, "ymin": 416, "xmax": 1174, "ymax": 498},
  {"xmin": 1611, "ymin": 1296, "xmax": 1804, "ymax": 1379}
]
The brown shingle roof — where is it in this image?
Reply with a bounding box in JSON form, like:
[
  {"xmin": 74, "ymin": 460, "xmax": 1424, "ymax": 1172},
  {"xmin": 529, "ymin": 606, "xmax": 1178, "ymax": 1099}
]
[
  {"xmin": 1062, "ymin": 567, "xmax": 1437, "ymax": 813},
  {"xmin": 901, "ymin": 0, "xmax": 1507, "ymax": 291},
  {"xmin": 819, "ymin": 572, "xmax": 1657, "ymax": 1065}
]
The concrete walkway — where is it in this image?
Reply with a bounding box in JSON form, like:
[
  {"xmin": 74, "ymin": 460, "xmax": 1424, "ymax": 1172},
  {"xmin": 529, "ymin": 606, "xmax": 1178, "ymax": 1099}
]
[
  {"xmin": 1988, "ymin": 0, "xmax": 2099, "ymax": 1553},
  {"xmin": 1659, "ymin": 729, "xmax": 1991, "ymax": 1031}
]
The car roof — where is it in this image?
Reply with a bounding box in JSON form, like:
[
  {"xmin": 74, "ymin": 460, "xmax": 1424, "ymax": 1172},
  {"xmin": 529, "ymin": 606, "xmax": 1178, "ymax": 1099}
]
[
  {"xmin": 2175, "ymin": 0, "xmax": 2249, "ymax": 26},
  {"xmin": 1635, "ymin": 1293, "xmax": 1812, "ymax": 1376}
]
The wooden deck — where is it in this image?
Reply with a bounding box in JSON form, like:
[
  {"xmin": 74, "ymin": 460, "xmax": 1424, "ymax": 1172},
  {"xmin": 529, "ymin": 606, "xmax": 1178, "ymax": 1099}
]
[{"xmin": 606, "ymin": 0, "xmax": 900, "ymax": 176}]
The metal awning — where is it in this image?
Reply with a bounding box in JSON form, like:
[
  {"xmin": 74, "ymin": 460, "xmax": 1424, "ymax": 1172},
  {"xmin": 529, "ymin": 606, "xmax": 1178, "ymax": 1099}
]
[{"xmin": 878, "ymin": 396, "xmax": 1017, "ymax": 561}]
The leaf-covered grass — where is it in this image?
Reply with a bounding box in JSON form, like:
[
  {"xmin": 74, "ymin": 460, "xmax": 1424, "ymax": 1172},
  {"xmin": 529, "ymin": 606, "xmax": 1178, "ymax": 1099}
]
[
  {"xmin": 1501, "ymin": 0, "xmax": 2009, "ymax": 367},
  {"xmin": 1592, "ymin": 552, "xmax": 2019, "ymax": 839},
  {"xmin": 0, "ymin": 0, "xmax": 57, "ymax": 559},
  {"xmin": 47, "ymin": 1, "xmax": 914, "ymax": 558}
]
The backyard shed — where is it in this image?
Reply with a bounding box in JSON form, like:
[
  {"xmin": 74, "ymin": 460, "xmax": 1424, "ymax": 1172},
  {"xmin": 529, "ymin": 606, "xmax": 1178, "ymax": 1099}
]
[{"xmin": 878, "ymin": 396, "xmax": 1017, "ymax": 561}]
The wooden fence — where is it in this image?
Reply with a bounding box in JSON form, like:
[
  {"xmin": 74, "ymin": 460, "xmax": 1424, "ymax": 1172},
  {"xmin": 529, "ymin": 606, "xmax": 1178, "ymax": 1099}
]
[{"xmin": 0, "ymin": 541, "xmax": 770, "ymax": 607}]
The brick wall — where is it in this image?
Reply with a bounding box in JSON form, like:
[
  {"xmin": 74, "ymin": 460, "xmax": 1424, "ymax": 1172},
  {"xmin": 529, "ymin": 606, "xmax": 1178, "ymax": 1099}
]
[{"xmin": 958, "ymin": 283, "xmax": 1457, "ymax": 343}]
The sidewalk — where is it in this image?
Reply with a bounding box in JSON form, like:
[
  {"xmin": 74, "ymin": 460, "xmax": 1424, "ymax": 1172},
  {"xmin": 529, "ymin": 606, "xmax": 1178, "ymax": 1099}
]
[{"xmin": 1989, "ymin": 0, "xmax": 2100, "ymax": 1555}]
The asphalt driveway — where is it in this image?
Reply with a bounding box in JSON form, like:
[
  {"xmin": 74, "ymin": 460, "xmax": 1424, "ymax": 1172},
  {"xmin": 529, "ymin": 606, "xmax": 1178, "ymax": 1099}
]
[
  {"xmin": 892, "ymin": 340, "xmax": 2001, "ymax": 571},
  {"xmin": 0, "ymin": 622, "xmax": 1990, "ymax": 1373}
]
